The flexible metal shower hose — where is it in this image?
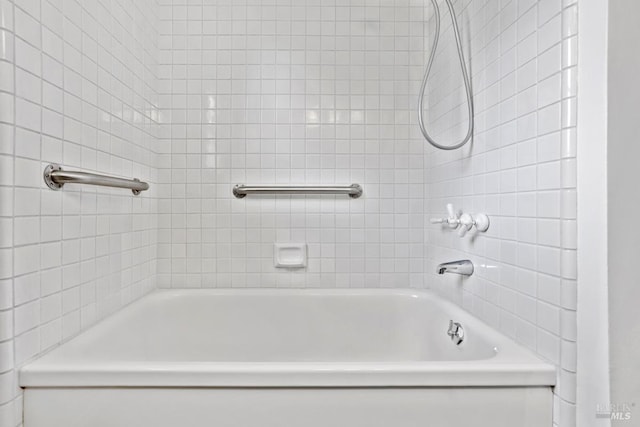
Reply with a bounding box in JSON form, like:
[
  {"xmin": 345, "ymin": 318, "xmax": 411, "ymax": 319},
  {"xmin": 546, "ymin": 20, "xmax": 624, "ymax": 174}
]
[{"xmin": 418, "ymin": 0, "xmax": 474, "ymax": 150}]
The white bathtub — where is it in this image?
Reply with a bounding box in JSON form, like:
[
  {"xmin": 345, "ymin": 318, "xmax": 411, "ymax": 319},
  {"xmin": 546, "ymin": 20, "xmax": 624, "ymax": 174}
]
[{"xmin": 20, "ymin": 289, "xmax": 555, "ymax": 427}]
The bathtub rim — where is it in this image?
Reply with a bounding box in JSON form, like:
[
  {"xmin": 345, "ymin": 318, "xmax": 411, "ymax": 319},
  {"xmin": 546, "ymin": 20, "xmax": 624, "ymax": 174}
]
[{"xmin": 19, "ymin": 288, "xmax": 557, "ymax": 388}]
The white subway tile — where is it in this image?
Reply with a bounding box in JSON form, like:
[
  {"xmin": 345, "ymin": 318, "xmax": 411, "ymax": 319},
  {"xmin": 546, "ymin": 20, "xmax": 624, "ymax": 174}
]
[
  {"xmin": 0, "ymin": 370, "xmax": 14, "ymax": 405},
  {"xmin": 14, "ymin": 300, "xmax": 40, "ymax": 335},
  {"xmin": 0, "ymin": 339, "xmax": 12, "ymax": 372},
  {"xmin": 0, "ymin": 310, "xmax": 11, "ymax": 341},
  {"xmin": 0, "ymin": 0, "xmax": 13, "ymax": 31},
  {"xmin": 13, "ymin": 272, "xmax": 39, "ymax": 306}
]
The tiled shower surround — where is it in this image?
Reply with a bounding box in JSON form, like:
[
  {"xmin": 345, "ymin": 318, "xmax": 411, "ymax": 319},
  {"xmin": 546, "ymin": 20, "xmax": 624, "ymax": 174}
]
[
  {"xmin": 424, "ymin": 1, "xmax": 578, "ymax": 426},
  {"xmin": 0, "ymin": 1, "xmax": 579, "ymax": 426},
  {"xmin": 0, "ymin": 0, "xmax": 159, "ymax": 425},
  {"xmin": 155, "ymin": 0, "xmax": 428, "ymax": 288}
]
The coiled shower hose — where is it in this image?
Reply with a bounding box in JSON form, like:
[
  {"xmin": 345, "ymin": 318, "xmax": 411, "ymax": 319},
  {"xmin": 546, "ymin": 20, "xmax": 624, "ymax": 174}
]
[{"xmin": 418, "ymin": 0, "xmax": 474, "ymax": 150}]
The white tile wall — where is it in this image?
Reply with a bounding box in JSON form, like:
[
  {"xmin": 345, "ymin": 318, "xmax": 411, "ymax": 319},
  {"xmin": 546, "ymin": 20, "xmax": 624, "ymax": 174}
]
[
  {"xmin": 422, "ymin": 1, "xmax": 578, "ymax": 426},
  {"xmin": 0, "ymin": 1, "xmax": 583, "ymax": 427},
  {"xmin": 0, "ymin": 0, "xmax": 160, "ymax": 425},
  {"xmin": 156, "ymin": 0, "xmax": 427, "ymax": 289}
]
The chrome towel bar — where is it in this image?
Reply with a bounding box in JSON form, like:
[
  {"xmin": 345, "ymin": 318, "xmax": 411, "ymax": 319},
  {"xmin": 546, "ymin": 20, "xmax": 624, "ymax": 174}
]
[
  {"xmin": 233, "ymin": 184, "xmax": 363, "ymax": 199},
  {"xmin": 43, "ymin": 164, "xmax": 150, "ymax": 195}
]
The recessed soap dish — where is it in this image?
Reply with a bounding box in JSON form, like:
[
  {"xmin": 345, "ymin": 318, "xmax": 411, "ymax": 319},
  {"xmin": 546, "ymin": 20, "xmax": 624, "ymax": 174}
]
[{"xmin": 274, "ymin": 244, "xmax": 307, "ymax": 269}]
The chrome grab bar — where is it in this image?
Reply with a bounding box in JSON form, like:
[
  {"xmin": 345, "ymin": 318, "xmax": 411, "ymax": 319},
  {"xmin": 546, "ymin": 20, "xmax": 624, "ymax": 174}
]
[
  {"xmin": 233, "ymin": 184, "xmax": 363, "ymax": 199},
  {"xmin": 43, "ymin": 164, "xmax": 150, "ymax": 195}
]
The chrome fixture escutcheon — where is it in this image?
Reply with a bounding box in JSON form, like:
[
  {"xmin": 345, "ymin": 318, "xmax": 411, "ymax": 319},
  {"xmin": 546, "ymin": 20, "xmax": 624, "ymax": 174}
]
[{"xmin": 447, "ymin": 320, "xmax": 464, "ymax": 345}]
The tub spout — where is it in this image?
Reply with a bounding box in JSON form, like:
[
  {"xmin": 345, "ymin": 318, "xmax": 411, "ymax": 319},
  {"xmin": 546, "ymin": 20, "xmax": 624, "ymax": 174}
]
[{"xmin": 436, "ymin": 260, "xmax": 474, "ymax": 276}]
